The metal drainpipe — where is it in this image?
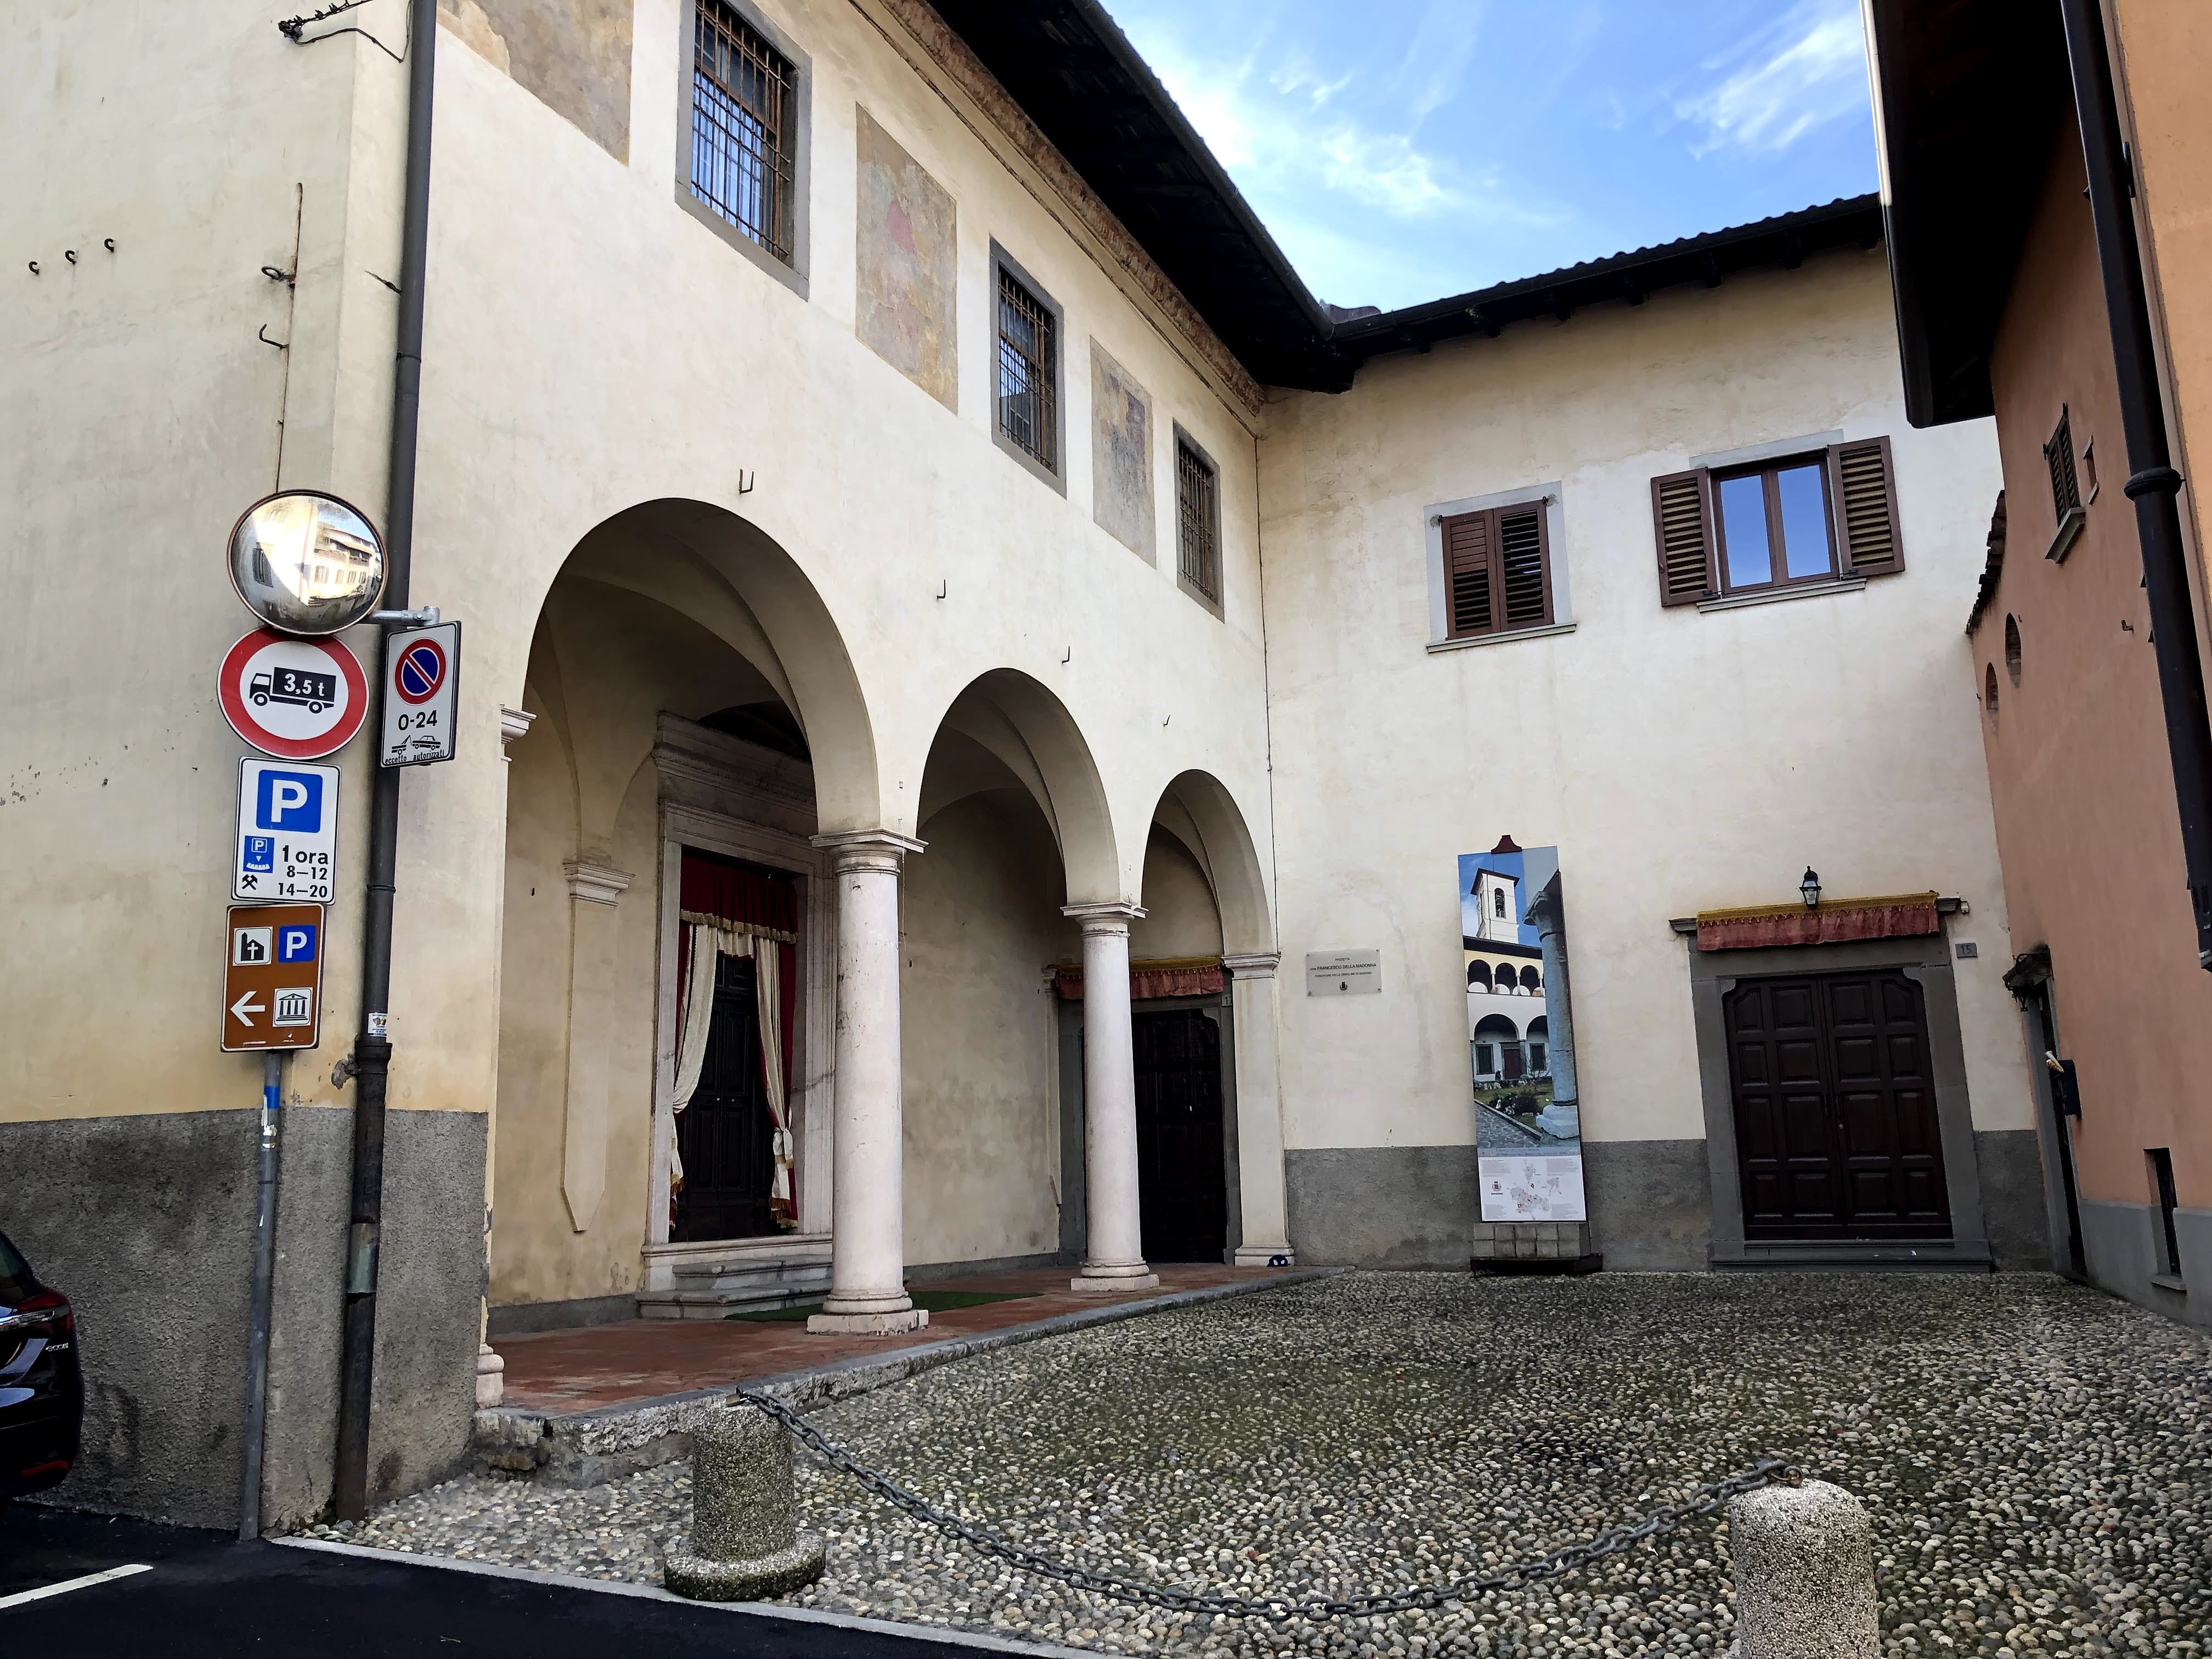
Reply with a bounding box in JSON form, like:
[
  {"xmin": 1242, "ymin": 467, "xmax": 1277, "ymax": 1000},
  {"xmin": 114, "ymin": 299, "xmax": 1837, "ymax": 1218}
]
[
  {"xmin": 2058, "ymin": 0, "xmax": 2212, "ymax": 971},
  {"xmin": 334, "ymin": 0, "xmax": 439, "ymax": 1521}
]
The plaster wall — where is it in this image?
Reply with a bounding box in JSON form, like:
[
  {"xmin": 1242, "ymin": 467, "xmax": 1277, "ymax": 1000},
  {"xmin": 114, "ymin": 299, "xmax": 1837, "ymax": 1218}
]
[
  {"xmin": 899, "ymin": 792, "xmax": 1066, "ymax": 1268},
  {"xmin": 1978, "ymin": 129, "xmax": 2212, "ymax": 1221},
  {"xmin": 1259, "ymin": 252, "xmax": 2024, "ymax": 1233}
]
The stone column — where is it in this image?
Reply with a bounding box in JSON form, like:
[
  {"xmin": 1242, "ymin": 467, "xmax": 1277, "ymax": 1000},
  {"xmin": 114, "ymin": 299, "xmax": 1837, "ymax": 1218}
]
[
  {"xmin": 1222, "ymin": 952, "xmax": 1296, "ymax": 1266},
  {"xmin": 561, "ymin": 859, "xmax": 633, "ymax": 1233},
  {"xmin": 1063, "ymin": 903, "xmax": 1158, "ymax": 1294},
  {"xmin": 477, "ymin": 706, "xmax": 535, "ymax": 1408},
  {"xmin": 808, "ymin": 831, "xmax": 927, "ymax": 1334}
]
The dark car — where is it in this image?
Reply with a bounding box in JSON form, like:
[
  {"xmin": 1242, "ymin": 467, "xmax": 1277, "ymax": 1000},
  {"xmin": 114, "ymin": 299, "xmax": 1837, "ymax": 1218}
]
[{"xmin": 0, "ymin": 1229, "xmax": 80, "ymax": 1506}]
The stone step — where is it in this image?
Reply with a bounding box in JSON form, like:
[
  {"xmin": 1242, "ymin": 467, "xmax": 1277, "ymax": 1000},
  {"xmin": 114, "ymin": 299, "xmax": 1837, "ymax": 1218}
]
[{"xmin": 638, "ymin": 1247, "xmax": 833, "ymax": 1319}]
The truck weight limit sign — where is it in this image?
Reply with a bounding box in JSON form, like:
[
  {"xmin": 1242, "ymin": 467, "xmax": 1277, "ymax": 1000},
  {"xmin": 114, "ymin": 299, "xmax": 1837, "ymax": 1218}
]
[
  {"xmin": 380, "ymin": 620, "xmax": 460, "ymax": 768},
  {"xmin": 223, "ymin": 901, "xmax": 325, "ymax": 1051},
  {"xmin": 218, "ymin": 628, "xmax": 368, "ymax": 759},
  {"xmin": 234, "ymin": 758, "xmax": 340, "ymax": 902}
]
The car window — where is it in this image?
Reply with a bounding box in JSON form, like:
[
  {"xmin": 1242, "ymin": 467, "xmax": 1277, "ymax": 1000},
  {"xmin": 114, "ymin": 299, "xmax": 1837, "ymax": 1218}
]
[{"xmin": 0, "ymin": 1231, "xmax": 37, "ymax": 1304}]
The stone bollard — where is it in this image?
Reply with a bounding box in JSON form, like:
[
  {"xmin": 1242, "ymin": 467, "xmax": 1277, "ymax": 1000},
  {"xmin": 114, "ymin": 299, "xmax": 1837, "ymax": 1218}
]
[
  {"xmin": 662, "ymin": 1407, "xmax": 827, "ymax": 1601},
  {"xmin": 1726, "ymin": 1479, "xmax": 1879, "ymax": 1659}
]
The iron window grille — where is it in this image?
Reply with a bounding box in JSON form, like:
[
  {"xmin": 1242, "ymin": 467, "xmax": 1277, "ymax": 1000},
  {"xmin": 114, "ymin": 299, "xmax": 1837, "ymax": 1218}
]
[
  {"xmin": 997, "ymin": 268, "xmax": 1057, "ymax": 471},
  {"xmin": 691, "ymin": 1, "xmax": 795, "ymax": 262},
  {"xmin": 1176, "ymin": 437, "xmax": 1221, "ymax": 603}
]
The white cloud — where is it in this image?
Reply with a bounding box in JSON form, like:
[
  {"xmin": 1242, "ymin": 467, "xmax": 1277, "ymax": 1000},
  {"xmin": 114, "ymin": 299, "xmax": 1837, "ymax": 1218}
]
[{"xmin": 1674, "ymin": 0, "xmax": 1870, "ymax": 159}]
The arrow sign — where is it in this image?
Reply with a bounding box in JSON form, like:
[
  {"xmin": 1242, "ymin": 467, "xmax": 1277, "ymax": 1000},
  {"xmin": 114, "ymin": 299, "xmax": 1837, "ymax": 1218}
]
[{"xmin": 223, "ymin": 902, "xmax": 324, "ymax": 1052}]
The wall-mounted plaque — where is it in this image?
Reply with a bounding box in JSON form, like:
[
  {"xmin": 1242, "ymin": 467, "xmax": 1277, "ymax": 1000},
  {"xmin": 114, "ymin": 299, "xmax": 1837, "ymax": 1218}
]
[{"xmin": 1305, "ymin": 950, "xmax": 1381, "ymax": 996}]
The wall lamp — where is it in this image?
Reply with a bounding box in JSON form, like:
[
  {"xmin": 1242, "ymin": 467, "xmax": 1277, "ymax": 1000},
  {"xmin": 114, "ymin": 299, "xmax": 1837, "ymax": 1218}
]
[{"xmin": 1799, "ymin": 867, "xmax": 1822, "ymax": 909}]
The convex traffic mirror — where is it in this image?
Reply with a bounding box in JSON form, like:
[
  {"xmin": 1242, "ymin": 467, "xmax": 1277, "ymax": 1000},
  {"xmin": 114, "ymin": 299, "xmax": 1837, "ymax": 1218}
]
[{"xmin": 228, "ymin": 491, "xmax": 387, "ymax": 636}]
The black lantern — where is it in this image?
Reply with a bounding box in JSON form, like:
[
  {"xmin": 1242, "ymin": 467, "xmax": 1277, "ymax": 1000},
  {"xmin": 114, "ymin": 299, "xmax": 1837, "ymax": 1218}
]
[{"xmin": 1799, "ymin": 867, "xmax": 1822, "ymax": 909}]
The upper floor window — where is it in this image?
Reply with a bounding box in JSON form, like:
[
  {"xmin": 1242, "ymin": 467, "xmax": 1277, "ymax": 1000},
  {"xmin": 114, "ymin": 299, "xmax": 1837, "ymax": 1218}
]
[
  {"xmin": 1441, "ymin": 500, "xmax": 1553, "ymax": 640},
  {"xmin": 692, "ymin": 2, "xmax": 796, "ymax": 263},
  {"xmin": 2045, "ymin": 405, "xmax": 2081, "ymax": 520},
  {"xmin": 1176, "ymin": 431, "xmax": 1222, "ymax": 614},
  {"xmin": 997, "ymin": 264, "xmax": 1058, "ymax": 474},
  {"xmin": 1714, "ymin": 457, "xmax": 1835, "ymax": 591},
  {"xmin": 1651, "ymin": 436, "xmax": 1901, "ymax": 607}
]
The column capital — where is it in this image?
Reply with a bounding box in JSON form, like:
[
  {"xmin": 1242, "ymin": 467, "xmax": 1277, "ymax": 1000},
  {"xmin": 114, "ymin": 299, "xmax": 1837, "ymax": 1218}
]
[
  {"xmin": 1062, "ymin": 900, "xmax": 1146, "ymax": 932},
  {"xmin": 565, "ymin": 861, "xmax": 633, "ymax": 906},
  {"xmin": 811, "ymin": 829, "xmax": 926, "ymax": 872},
  {"xmin": 1222, "ymin": 951, "xmax": 1283, "ymax": 980},
  {"xmin": 499, "ymin": 706, "xmax": 537, "ymax": 747}
]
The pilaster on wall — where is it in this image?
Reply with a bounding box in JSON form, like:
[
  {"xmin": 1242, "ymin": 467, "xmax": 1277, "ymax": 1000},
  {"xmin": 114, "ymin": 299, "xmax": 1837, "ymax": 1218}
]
[
  {"xmin": 561, "ymin": 858, "xmax": 634, "ymax": 1232},
  {"xmin": 1223, "ymin": 952, "xmax": 1295, "ymax": 1266}
]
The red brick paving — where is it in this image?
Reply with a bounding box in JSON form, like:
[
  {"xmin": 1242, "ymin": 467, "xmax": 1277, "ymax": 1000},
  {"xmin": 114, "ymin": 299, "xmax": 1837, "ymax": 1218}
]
[{"xmin": 495, "ymin": 1264, "xmax": 1290, "ymax": 1415}]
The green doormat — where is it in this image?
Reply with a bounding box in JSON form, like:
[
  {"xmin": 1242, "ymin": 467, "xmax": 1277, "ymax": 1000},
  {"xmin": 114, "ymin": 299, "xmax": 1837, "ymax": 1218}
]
[{"xmin": 725, "ymin": 1289, "xmax": 1039, "ymax": 1322}]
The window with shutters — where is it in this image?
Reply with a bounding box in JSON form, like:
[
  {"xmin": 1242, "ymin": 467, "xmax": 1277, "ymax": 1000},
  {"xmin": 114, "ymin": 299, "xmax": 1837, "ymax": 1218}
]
[
  {"xmin": 2045, "ymin": 407, "xmax": 2081, "ymax": 520},
  {"xmin": 1175, "ymin": 430, "xmax": 1222, "ymax": 615},
  {"xmin": 1439, "ymin": 500, "xmax": 1554, "ymax": 641},
  {"xmin": 1650, "ymin": 436, "xmax": 1903, "ymax": 607},
  {"xmin": 991, "ymin": 244, "xmax": 1062, "ymax": 487}
]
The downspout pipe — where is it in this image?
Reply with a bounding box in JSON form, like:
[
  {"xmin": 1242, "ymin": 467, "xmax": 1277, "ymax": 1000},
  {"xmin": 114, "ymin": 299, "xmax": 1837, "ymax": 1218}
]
[
  {"xmin": 335, "ymin": 0, "xmax": 439, "ymax": 1521},
  {"xmin": 2059, "ymin": 0, "xmax": 2212, "ymax": 971}
]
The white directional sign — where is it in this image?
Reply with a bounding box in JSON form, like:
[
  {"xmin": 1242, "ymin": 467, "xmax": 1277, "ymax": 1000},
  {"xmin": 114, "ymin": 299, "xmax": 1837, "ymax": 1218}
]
[
  {"xmin": 234, "ymin": 759, "xmax": 340, "ymax": 902},
  {"xmin": 218, "ymin": 628, "xmax": 368, "ymax": 759},
  {"xmin": 380, "ymin": 620, "xmax": 460, "ymax": 768}
]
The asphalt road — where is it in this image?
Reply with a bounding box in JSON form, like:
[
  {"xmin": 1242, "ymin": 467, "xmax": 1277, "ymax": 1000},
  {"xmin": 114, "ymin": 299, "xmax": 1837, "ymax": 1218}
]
[{"xmin": 0, "ymin": 1503, "xmax": 1026, "ymax": 1659}]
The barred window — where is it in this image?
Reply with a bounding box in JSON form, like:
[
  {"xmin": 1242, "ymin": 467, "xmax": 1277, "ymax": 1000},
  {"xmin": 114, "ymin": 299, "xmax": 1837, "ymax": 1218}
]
[
  {"xmin": 691, "ymin": 2, "xmax": 795, "ymax": 262},
  {"xmin": 1176, "ymin": 436, "xmax": 1221, "ymax": 606},
  {"xmin": 997, "ymin": 268, "xmax": 1057, "ymax": 472}
]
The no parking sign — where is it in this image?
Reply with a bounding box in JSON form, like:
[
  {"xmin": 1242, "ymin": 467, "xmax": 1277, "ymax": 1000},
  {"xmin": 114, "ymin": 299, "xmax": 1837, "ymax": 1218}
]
[{"xmin": 380, "ymin": 620, "xmax": 460, "ymax": 768}]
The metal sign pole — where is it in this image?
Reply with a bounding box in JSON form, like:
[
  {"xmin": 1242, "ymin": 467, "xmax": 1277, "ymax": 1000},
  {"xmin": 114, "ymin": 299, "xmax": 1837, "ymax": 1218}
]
[{"xmin": 239, "ymin": 1050, "xmax": 285, "ymax": 1541}]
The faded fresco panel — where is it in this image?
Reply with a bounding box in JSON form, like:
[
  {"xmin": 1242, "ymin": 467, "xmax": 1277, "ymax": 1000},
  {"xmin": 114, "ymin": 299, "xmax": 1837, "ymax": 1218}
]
[
  {"xmin": 1090, "ymin": 342, "xmax": 1155, "ymax": 561},
  {"xmin": 856, "ymin": 108, "xmax": 958, "ymax": 409},
  {"xmin": 440, "ymin": 0, "xmax": 634, "ymax": 161}
]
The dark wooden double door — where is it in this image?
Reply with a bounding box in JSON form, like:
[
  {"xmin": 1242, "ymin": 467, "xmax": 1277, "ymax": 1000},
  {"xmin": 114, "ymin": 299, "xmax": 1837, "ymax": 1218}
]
[
  {"xmin": 673, "ymin": 957, "xmax": 776, "ymax": 1243},
  {"xmin": 1724, "ymin": 969, "xmax": 1952, "ymax": 1239},
  {"xmin": 1132, "ymin": 1009, "xmax": 1227, "ymax": 1262}
]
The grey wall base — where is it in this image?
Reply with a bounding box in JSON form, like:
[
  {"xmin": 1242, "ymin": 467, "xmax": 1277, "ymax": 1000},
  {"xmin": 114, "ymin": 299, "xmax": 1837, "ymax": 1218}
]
[
  {"xmin": 1288, "ymin": 1133, "xmax": 2043, "ymax": 1276},
  {"xmin": 1286, "ymin": 1140, "xmax": 1709, "ymax": 1270},
  {"xmin": 488, "ymin": 1294, "xmax": 641, "ymax": 1338},
  {"xmin": 0, "ymin": 1104, "xmax": 487, "ymax": 1529},
  {"xmin": 2079, "ymin": 1199, "xmax": 2208, "ymax": 1330},
  {"xmin": 1973, "ymin": 1128, "xmax": 2052, "ymax": 1271}
]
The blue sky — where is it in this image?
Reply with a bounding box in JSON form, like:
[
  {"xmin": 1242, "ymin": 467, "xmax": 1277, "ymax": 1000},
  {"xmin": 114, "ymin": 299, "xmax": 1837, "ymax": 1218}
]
[{"xmin": 1099, "ymin": 0, "xmax": 1878, "ymax": 314}]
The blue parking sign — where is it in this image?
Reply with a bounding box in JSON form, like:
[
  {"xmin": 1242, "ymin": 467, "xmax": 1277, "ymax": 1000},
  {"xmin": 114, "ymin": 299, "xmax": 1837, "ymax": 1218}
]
[
  {"xmin": 235, "ymin": 760, "xmax": 340, "ymax": 902},
  {"xmin": 256, "ymin": 768, "xmax": 325, "ymax": 832},
  {"xmin": 276, "ymin": 923, "xmax": 319, "ymax": 963}
]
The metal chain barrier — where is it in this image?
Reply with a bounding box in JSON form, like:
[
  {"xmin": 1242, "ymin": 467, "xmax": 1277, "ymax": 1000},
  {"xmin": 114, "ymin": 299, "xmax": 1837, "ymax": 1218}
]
[{"xmin": 737, "ymin": 1388, "xmax": 1791, "ymax": 1622}]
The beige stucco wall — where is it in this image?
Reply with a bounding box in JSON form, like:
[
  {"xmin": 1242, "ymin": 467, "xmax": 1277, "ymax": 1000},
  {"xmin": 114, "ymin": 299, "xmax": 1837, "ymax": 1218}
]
[{"xmin": 1259, "ymin": 248, "xmax": 2027, "ymax": 1160}]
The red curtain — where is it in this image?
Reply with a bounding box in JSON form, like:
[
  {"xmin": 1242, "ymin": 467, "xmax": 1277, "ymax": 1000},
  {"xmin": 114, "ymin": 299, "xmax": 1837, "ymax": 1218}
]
[{"xmin": 1054, "ymin": 961, "xmax": 1224, "ymax": 1000}]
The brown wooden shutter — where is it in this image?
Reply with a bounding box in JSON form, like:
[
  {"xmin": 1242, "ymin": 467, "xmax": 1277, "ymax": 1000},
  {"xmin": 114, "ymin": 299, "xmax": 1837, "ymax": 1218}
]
[
  {"xmin": 1829, "ymin": 436, "xmax": 1904, "ymax": 578},
  {"xmin": 1651, "ymin": 469, "xmax": 1715, "ymax": 606},
  {"xmin": 1497, "ymin": 504, "xmax": 1552, "ymax": 629},
  {"xmin": 1442, "ymin": 510, "xmax": 1496, "ymax": 637}
]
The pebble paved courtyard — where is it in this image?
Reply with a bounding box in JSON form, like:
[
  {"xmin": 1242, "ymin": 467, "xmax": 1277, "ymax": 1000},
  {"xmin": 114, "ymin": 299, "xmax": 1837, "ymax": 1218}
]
[{"xmin": 303, "ymin": 1273, "xmax": 2212, "ymax": 1657}]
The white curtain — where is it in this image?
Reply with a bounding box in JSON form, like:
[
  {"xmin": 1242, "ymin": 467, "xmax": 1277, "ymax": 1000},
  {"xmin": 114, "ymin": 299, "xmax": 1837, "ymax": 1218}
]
[{"xmin": 669, "ymin": 921, "xmax": 793, "ymax": 1206}]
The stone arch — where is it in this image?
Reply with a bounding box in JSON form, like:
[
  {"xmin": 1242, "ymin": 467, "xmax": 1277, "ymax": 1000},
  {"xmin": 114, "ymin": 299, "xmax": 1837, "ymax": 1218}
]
[
  {"xmin": 916, "ymin": 669, "xmax": 1120, "ymax": 905},
  {"xmin": 1141, "ymin": 770, "xmax": 1274, "ymax": 956},
  {"xmin": 517, "ymin": 498, "xmax": 882, "ymax": 836}
]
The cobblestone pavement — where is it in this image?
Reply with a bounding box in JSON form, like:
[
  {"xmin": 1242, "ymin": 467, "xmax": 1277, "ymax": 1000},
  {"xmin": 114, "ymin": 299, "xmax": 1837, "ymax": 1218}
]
[{"xmin": 300, "ymin": 1272, "xmax": 2212, "ymax": 1657}]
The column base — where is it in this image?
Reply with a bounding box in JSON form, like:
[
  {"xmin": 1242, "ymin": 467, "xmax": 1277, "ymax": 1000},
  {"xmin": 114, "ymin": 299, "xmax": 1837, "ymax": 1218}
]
[
  {"xmin": 806, "ymin": 1308, "xmax": 929, "ymax": 1335},
  {"xmin": 475, "ymin": 1342, "xmax": 506, "ymax": 1409},
  {"xmin": 1068, "ymin": 1270, "xmax": 1160, "ymax": 1295},
  {"xmin": 1233, "ymin": 1244, "xmax": 1296, "ymax": 1268}
]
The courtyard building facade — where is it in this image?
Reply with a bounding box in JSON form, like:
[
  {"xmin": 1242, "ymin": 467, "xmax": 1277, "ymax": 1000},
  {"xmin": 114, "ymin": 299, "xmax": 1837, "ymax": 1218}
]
[
  {"xmin": 1866, "ymin": 0, "xmax": 2212, "ymax": 1326},
  {"xmin": 0, "ymin": 0, "xmax": 2126, "ymax": 1533}
]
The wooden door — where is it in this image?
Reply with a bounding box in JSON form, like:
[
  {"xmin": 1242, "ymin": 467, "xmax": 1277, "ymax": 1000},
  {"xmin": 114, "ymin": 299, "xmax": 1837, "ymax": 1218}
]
[
  {"xmin": 1724, "ymin": 969, "xmax": 1951, "ymax": 1240},
  {"xmin": 673, "ymin": 957, "xmax": 775, "ymax": 1242},
  {"xmin": 1131, "ymin": 1008, "xmax": 1227, "ymax": 1262}
]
